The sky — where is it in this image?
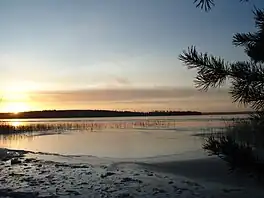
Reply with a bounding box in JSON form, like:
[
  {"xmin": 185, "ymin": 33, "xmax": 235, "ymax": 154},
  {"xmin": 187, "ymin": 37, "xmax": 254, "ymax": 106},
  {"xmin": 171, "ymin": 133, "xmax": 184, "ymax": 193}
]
[{"xmin": 0, "ymin": 0, "xmax": 263, "ymax": 113}]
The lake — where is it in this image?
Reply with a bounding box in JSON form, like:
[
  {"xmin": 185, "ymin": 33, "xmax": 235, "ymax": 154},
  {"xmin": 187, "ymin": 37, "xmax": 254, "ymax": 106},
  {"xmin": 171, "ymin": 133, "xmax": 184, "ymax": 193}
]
[{"xmin": 0, "ymin": 114, "xmax": 246, "ymax": 160}]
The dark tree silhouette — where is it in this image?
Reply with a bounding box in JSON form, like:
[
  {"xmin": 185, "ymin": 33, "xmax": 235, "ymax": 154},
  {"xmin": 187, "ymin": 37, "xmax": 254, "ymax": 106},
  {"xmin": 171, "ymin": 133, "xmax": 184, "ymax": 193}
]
[
  {"xmin": 179, "ymin": 8, "xmax": 264, "ymax": 111},
  {"xmin": 193, "ymin": 0, "xmax": 249, "ymax": 11},
  {"xmin": 179, "ymin": 1, "xmax": 264, "ymax": 179}
]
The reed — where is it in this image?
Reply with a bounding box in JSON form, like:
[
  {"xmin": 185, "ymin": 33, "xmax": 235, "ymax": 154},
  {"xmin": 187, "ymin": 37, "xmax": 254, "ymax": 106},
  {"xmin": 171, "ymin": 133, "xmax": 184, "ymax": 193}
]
[
  {"xmin": 203, "ymin": 115, "xmax": 264, "ymax": 180},
  {"xmin": 0, "ymin": 119, "xmax": 180, "ymax": 135}
]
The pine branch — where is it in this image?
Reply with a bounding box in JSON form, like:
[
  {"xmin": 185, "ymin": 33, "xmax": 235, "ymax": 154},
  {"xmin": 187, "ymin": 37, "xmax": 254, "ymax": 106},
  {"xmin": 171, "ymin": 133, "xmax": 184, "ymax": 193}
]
[
  {"xmin": 182, "ymin": 4, "xmax": 264, "ymax": 110},
  {"xmin": 193, "ymin": 0, "xmax": 249, "ymax": 12},
  {"xmin": 194, "ymin": 0, "xmax": 215, "ymax": 12},
  {"xmin": 232, "ymin": 9, "xmax": 264, "ymax": 63},
  {"xmin": 179, "ymin": 46, "xmax": 230, "ymax": 90},
  {"xmin": 254, "ymin": 8, "xmax": 264, "ymax": 30},
  {"xmin": 246, "ymin": 41, "xmax": 264, "ymax": 63},
  {"xmin": 230, "ymin": 62, "xmax": 264, "ymax": 110},
  {"xmin": 230, "ymin": 80, "xmax": 264, "ymax": 110},
  {"xmin": 179, "ymin": 47, "xmax": 264, "ymax": 110},
  {"xmin": 233, "ymin": 32, "xmax": 259, "ymax": 47}
]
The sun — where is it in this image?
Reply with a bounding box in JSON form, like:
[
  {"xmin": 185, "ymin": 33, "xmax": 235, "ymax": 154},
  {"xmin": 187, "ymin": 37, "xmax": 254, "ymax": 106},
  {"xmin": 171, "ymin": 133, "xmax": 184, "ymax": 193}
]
[
  {"xmin": 3, "ymin": 102, "xmax": 30, "ymax": 114},
  {"xmin": 0, "ymin": 83, "xmax": 34, "ymax": 113}
]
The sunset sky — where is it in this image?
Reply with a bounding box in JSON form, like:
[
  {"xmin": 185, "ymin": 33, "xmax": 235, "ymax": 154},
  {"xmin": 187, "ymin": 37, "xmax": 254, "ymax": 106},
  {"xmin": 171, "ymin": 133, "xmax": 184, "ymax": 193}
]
[{"xmin": 0, "ymin": 0, "xmax": 262, "ymax": 113}]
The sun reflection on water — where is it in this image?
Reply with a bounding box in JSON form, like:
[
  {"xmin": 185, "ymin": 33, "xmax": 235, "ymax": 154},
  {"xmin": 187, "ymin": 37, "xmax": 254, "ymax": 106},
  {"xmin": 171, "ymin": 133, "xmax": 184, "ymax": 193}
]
[{"xmin": 10, "ymin": 121, "xmax": 22, "ymax": 127}]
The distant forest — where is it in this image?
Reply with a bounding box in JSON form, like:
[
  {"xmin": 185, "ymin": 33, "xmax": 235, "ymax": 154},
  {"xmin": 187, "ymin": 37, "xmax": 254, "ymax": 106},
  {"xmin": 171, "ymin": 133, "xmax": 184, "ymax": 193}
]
[{"xmin": 0, "ymin": 110, "xmax": 202, "ymax": 119}]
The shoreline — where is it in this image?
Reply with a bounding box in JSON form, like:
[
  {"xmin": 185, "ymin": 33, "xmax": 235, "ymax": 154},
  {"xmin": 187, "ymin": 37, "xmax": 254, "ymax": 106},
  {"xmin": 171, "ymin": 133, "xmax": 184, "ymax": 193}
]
[
  {"xmin": 0, "ymin": 111, "xmax": 250, "ymax": 120},
  {"xmin": 0, "ymin": 148, "xmax": 263, "ymax": 197},
  {"xmin": 0, "ymin": 110, "xmax": 202, "ymax": 120}
]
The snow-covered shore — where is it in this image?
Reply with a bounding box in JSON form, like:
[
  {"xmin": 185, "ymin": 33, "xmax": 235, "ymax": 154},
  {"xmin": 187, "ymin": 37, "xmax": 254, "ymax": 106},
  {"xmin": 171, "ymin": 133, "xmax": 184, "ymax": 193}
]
[{"xmin": 0, "ymin": 148, "xmax": 263, "ymax": 198}]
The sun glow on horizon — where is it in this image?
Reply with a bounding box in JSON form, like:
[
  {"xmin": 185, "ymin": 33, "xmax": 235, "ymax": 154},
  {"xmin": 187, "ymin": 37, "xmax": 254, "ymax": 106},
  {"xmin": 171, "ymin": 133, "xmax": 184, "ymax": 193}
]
[
  {"xmin": 2, "ymin": 102, "xmax": 30, "ymax": 114},
  {"xmin": 10, "ymin": 121, "xmax": 22, "ymax": 127},
  {"xmin": 0, "ymin": 85, "xmax": 32, "ymax": 113}
]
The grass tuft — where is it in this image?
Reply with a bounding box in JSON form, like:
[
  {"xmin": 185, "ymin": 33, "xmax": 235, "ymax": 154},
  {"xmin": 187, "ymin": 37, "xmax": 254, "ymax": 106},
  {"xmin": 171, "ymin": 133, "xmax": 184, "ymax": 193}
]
[{"xmin": 203, "ymin": 114, "xmax": 264, "ymax": 180}]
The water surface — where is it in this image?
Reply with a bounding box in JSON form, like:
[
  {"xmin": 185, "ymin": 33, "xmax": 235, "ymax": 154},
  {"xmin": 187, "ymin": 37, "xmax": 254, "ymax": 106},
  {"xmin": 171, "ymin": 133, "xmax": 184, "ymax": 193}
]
[{"xmin": 0, "ymin": 114, "xmax": 245, "ymax": 159}]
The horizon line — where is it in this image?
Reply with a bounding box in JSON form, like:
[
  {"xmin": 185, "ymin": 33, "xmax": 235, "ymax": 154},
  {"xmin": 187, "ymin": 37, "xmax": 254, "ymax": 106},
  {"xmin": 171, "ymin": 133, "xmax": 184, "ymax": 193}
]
[{"xmin": 0, "ymin": 109, "xmax": 253, "ymax": 114}]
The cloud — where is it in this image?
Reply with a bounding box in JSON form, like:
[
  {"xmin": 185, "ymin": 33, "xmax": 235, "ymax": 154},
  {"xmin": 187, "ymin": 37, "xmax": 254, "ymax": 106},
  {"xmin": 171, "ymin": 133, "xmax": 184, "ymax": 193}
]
[
  {"xmin": 29, "ymin": 88, "xmax": 197, "ymax": 102},
  {"xmin": 114, "ymin": 77, "xmax": 131, "ymax": 85},
  {"xmin": 26, "ymin": 87, "xmax": 250, "ymax": 112}
]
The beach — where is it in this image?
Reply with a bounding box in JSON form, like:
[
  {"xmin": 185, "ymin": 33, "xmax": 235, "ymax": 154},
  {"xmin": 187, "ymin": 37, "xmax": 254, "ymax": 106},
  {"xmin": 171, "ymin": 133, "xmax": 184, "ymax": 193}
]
[{"xmin": 0, "ymin": 148, "xmax": 263, "ymax": 198}]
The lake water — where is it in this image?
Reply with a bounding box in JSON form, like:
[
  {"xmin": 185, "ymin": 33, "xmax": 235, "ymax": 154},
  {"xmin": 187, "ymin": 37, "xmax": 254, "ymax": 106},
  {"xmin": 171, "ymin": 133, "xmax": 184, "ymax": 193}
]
[{"xmin": 0, "ymin": 114, "xmax": 246, "ymax": 160}]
